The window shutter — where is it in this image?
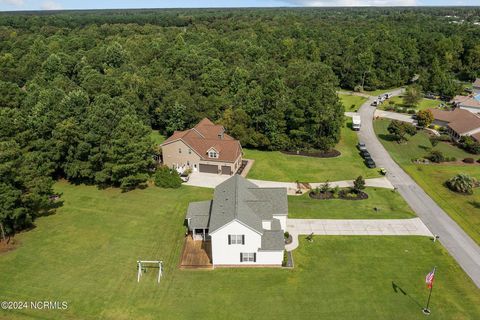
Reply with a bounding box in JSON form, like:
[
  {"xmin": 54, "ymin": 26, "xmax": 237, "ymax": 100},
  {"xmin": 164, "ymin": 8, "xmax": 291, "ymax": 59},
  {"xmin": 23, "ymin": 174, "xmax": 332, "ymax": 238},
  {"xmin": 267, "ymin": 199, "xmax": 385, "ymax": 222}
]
[
  {"xmin": 228, "ymin": 235, "xmax": 231, "ymax": 245},
  {"xmin": 242, "ymin": 235, "xmax": 245, "ymax": 245},
  {"xmin": 253, "ymin": 253, "xmax": 256, "ymax": 262},
  {"xmin": 240, "ymin": 253, "xmax": 243, "ymax": 262}
]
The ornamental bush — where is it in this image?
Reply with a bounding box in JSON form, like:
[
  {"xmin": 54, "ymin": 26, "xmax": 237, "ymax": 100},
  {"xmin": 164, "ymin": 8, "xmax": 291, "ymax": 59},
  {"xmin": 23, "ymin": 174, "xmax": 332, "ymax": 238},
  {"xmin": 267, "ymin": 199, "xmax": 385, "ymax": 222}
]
[
  {"xmin": 446, "ymin": 173, "xmax": 477, "ymax": 195},
  {"xmin": 154, "ymin": 166, "xmax": 182, "ymax": 188}
]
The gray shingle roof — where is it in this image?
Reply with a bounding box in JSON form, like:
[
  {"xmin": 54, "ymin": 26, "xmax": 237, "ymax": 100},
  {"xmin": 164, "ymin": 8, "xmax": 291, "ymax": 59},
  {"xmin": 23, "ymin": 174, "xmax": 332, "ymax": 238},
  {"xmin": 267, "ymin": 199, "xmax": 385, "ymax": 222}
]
[
  {"xmin": 209, "ymin": 176, "xmax": 288, "ymax": 234},
  {"xmin": 186, "ymin": 200, "xmax": 211, "ymax": 229},
  {"xmin": 260, "ymin": 230, "xmax": 285, "ymax": 251}
]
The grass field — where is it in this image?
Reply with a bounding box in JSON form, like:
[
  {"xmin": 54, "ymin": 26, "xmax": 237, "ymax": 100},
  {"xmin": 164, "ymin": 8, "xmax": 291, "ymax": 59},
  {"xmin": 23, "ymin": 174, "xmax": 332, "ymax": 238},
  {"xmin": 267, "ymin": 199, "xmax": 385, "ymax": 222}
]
[
  {"xmin": 374, "ymin": 119, "xmax": 480, "ymax": 245},
  {"xmin": 150, "ymin": 130, "xmax": 165, "ymax": 144},
  {"xmin": 339, "ymin": 93, "xmax": 368, "ymax": 111},
  {"xmin": 288, "ymin": 187, "xmax": 416, "ymax": 219},
  {"xmin": 0, "ymin": 182, "xmax": 479, "ymax": 320},
  {"xmin": 381, "ymin": 96, "xmax": 441, "ymax": 112},
  {"xmin": 245, "ymin": 122, "xmax": 380, "ymax": 182}
]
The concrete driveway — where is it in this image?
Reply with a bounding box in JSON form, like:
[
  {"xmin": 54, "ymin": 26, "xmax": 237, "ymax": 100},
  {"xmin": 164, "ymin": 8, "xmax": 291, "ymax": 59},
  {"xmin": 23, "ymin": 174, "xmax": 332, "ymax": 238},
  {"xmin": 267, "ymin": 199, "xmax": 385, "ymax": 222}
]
[
  {"xmin": 358, "ymin": 89, "xmax": 480, "ymax": 288},
  {"xmin": 185, "ymin": 173, "xmax": 394, "ymax": 191},
  {"xmin": 285, "ymin": 218, "xmax": 433, "ymax": 251},
  {"xmin": 374, "ymin": 110, "xmax": 416, "ymax": 124}
]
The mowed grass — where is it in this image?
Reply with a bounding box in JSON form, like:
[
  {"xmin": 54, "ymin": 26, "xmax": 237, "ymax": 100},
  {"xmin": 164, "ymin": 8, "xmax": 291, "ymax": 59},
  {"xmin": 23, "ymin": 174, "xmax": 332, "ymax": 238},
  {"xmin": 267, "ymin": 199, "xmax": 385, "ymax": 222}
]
[
  {"xmin": 382, "ymin": 96, "xmax": 441, "ymax": 112},
  {"xmin": 339, "ymin": 93, "xmax": 367, "ymax": 111},
  {"xmin": 245, "ymin": 122, "xmax": 380, "ymax": 182},
  {"xmin": 288, "ymin": 187, "xmax": 416, "ymax": 219},
  {"xmin": 150, "ymin": 130, "xmax": 165, "ymax": 144},
  {"xmin": 0, "ymin": 183, "xmax": 479, "ymax": 319},
  {"xmin": 374, "ymin": 119, "xmax": 480, "ymax": 244}
]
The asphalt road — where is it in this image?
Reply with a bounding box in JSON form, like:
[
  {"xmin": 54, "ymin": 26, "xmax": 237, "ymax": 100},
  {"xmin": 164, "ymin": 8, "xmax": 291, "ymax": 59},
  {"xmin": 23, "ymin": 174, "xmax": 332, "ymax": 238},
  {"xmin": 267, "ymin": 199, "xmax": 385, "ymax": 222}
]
[{"xmin": 357, "ymin": 89, "xmax": 480, "ymax": 288}]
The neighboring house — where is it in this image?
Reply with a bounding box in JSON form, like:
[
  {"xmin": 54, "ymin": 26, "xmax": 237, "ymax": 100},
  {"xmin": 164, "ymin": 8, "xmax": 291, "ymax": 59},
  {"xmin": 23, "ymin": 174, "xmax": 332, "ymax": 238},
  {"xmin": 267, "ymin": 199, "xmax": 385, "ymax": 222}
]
[
  {"xmin": 186, "ymin": 175, "xmax": 288, "ymax": 267},
  {"xmin": 430, "ymin": 108, "xmax": 480, "ymax": 142},
  {"xmin": 451, "ymin": 78, "xmax": 480, "ymax": 114},
  {"xmin": 160, "ymin": 118, "xmax": 243, "ymax": 175},
  {"xmin": 451, "ymin": 95, "xmax": 480, "ymax": 114},
  {"xmin": 473, "ymin": 78, "xmax": 480, "ymax": 94}
]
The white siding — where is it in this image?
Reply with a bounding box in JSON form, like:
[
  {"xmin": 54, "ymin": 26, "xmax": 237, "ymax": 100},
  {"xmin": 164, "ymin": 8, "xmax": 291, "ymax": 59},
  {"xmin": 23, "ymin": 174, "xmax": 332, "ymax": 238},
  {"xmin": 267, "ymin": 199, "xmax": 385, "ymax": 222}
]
[
  {"xmin": 257, "ymin": 251, "xmax": 284, "ymax": 265},
  {"xmin": 210, "ymin": 221, "xmax": 262, "ymax": 265},
  {"xmin": 210, "ymin": 220, "xmax": 283, "ymax": 266}
]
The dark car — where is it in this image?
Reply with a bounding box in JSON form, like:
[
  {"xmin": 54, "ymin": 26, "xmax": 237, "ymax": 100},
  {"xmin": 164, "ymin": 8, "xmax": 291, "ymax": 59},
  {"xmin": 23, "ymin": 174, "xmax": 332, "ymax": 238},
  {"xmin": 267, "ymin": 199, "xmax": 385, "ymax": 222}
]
[
  {"xmin": 361, "ymin": 150, "xmax": 371, "ymax": 158},
  {"xmin": 357, "ymin": 142, "xmax": 367, "ymax": 151},
  {"xmin": 365, "ymin": 158, "xmax": 376, "ymax": 168}
]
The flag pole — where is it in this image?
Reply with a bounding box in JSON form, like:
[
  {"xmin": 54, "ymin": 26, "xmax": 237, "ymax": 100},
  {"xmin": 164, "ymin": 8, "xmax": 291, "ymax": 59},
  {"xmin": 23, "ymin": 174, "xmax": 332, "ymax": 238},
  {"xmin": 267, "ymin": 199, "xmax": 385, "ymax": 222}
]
[{"xmin": 422, "ymin": 266, "xmax": 436, "ymax": 315}]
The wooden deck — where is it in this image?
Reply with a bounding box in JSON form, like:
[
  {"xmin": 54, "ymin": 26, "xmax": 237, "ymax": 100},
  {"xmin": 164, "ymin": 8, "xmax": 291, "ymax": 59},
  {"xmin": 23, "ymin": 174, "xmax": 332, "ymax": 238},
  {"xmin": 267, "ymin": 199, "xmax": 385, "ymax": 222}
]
[{"xmin": 180, "ymin": 236, "xmax": 213, "ymax": 269}]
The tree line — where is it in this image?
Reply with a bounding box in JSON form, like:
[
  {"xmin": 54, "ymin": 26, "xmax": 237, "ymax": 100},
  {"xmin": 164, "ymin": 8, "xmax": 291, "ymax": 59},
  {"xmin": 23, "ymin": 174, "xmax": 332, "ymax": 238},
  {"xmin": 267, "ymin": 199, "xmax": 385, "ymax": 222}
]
[{"xmin": 0, "ymin": 8, "xmax": 479, "ymax": 235}]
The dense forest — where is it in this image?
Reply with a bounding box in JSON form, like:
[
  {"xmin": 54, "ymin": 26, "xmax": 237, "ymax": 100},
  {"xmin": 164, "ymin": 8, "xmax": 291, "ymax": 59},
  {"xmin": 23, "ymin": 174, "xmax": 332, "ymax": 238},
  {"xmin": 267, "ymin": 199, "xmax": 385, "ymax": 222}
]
[{"xmin": 0, "ymin": 8, "xmax": 479, "ymax": 235}]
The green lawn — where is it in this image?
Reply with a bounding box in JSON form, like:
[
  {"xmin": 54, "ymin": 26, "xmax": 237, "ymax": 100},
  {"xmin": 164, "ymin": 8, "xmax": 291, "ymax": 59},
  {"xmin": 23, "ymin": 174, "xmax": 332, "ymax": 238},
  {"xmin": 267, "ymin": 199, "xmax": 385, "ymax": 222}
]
[
  {"xmin": 374, "ymin": 119, "xmax": 480, "ymax": 245},
  {"xmin": 0, "ymin": 182, "xmax": 479, "ymax": 319},
  {"xmin": 382, "ymin": 96, "xmax": 441, "ymax": 112},
  {"xmin": 288, "ymin": 187, "xmax": 416, "ymax": 219},
  {"xmin": 339, "ymin": 93, "xmax": 367, "ymax": 111},
  {"xmin": 245, "ymin": 122, "xmax": 380, "ymax": 182},
  {"xmin": 150, "ymin": 130, "xmax": 165, "ymax": 144}
]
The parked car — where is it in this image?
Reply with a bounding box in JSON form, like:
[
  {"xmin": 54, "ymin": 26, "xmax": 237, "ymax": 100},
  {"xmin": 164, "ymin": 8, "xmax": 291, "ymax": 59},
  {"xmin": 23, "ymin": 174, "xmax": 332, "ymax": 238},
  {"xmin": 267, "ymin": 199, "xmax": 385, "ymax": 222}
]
[
  {"xmin": 384, "ymin": 93, "xmax": 392, "ymax": 99},
  {"xmin": 371, "ymin": 100, "xmax": 378, "ymax": 107},
  {"xmin": 424, "ymin": 93, "xmax": 436, "ymax": 99},
  {"xmin": 361, "ymin": 149, "xmax": 371, "ymax": 158},
  {"xmin": 357, "ymin": 142, "xmax": 367, "ymax": 151},
  {"xmin": 365, "ymin": 158, "xmax": 376, "ymax": 168},
  {"xmin": 180, "ymin": 172, "xmax": 190, "ymax": 182}
]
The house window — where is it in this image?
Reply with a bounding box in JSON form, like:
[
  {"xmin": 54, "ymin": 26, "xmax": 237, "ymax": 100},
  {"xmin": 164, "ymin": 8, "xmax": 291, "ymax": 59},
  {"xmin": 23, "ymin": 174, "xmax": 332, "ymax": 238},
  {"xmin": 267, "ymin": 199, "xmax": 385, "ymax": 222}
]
[
  {"xmin": 228, "ymin": 235, "xmax": 244, "ymax": 245},
  {"xmin": 241, "ymin": 253, "xmax": 256, "ymax": 262},
  {"xmin": 178, "ymin": 148, "xmax": 182, "ymax": 154},
  {"xmin": 188, "ymin": 149, "xmax": 192, "ymax": 154},
  {"xmin": 208, "ymin": 151, "xmax": 218, "ymax": 158}
]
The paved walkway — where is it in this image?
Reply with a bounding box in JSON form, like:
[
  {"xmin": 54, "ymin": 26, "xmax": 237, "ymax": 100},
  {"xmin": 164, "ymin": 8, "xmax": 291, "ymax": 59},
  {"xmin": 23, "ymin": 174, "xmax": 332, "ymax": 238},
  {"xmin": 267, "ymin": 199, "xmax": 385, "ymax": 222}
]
[
  {"xmin": 185, "ymin": 172, "xmax": 394, "ymax": 191},
  {"xmin": 358, "ymin": 89, "xmax": 480, "ymax": 288},
  {"xmin": 285, "ymin": 218, "xmax": 433, "ymax": 251},
  {"xmin": 374, "ymin": 109, "xmax": 416, "ymax": 124}
]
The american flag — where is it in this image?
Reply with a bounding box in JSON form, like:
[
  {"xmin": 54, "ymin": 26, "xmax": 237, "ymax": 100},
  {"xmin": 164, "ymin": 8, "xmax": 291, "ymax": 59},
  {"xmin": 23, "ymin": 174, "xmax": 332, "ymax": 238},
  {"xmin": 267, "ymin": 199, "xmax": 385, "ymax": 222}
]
[{"xmin": 425, "ymin": 268, "xmax": 435, "ymax": 289}]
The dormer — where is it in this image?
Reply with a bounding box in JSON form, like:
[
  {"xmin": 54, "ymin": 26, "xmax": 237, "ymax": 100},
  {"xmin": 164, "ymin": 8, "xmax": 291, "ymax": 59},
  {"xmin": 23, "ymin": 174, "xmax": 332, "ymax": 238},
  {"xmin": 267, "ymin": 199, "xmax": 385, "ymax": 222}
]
[{"xmin": 207, "ymin": 147, "xmax": 219, "ymax": 159}]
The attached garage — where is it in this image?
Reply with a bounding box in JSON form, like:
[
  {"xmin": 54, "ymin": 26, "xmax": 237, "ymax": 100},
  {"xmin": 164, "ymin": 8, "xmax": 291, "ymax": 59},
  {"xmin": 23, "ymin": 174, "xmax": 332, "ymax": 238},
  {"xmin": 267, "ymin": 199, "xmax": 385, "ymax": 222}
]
[
  {"xmin": 221, "ymin": 166, "xmax": 232, "ymax": 175},
  {"xmin": 199, "ymin": 164, "xmax": 218, "ymax": 174}
]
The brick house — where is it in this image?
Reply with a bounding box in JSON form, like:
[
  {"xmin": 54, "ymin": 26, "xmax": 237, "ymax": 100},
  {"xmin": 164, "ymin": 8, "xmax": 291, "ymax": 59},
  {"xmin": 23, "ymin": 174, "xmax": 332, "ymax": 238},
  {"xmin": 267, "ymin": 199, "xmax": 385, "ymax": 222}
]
[{"xmin": 160, "ymin": 118, "xmax": 243, "ymax": 175}]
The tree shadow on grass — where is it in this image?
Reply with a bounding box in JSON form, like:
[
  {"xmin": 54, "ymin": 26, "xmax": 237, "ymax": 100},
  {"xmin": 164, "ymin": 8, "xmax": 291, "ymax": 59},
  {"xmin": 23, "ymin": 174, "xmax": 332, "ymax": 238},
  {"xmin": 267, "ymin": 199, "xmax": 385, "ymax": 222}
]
[
  {"xmin": 418, "ymin": 145, "xmax": 431, "ymax": 152},
  {"xmin": 391, "ymin": 281, "xmax": 423, "ymax": 309},
  {"xmin": 378, "ymin": 134, "xmax": 396, "ymax": 142},
  {"xmin": 468, "ymin": 201, "xmax": 480, "ymax": 209}
]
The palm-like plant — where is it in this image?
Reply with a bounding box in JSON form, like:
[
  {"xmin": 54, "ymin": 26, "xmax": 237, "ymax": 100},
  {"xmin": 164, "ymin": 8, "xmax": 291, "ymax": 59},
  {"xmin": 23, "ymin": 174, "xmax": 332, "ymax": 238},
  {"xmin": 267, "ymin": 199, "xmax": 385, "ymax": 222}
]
[{"xmin": 446, "ymin": 173, "xmax": 477, "ymax": 195}]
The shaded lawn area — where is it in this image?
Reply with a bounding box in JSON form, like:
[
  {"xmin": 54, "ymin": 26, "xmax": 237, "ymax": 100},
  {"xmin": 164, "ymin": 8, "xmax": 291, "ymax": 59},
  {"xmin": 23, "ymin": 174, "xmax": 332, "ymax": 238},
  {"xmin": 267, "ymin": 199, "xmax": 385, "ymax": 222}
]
[
  {"xmin": 382, "ymin": 96, "xmax": 441, "ymax": 112},
  {"xmin": 245, "ymin": 122, "xmax": 380, "ymax": 182},
  {"xmin": 150, "ymin": 130, "xmax": 165, "ymax": 144},
  {"xmin": 0, "ymin": 184, "xmax": 479, "ymax": 320},
  {"xmin": 288, "ymin": 187, "xmax": 416, "ymax": 219},
  {"xmin": 374, "ymin": 119, "xmax": 480, "ymax": 245},
  {"xmin": 339, "ymin": 93, "xmax": 367, "ymax": 111}
]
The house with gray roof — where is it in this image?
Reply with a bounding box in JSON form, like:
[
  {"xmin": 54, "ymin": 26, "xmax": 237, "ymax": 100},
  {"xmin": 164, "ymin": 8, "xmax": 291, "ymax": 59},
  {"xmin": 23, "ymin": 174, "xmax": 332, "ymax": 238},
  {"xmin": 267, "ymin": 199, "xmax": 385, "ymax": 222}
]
[{"xmin": 186, "ymin": 175, "xmax": 288, "ymax": 266}]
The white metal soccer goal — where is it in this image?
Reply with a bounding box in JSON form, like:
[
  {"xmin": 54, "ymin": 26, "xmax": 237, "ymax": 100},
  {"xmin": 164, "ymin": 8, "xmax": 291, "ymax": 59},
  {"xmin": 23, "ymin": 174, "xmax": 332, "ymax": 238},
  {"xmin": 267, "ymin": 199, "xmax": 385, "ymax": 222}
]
[{"xmin": 137, "ymin": 260, "xmax": 163, "ymax": 284}]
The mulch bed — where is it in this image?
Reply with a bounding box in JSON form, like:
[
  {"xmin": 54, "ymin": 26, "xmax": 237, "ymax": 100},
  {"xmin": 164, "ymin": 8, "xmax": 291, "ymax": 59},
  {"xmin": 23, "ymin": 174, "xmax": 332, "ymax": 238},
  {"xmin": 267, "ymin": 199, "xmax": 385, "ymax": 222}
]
[
  {"xmin": 309, "ymin": 189, "xmax": 369, "ymax": 201},
  {"xmin": 281, "ymin": 149, "xmax": 341, "ymax": 158},
  {"xmin": 0, "ymin": 238, "xmax": 18, "ymax": 254}
]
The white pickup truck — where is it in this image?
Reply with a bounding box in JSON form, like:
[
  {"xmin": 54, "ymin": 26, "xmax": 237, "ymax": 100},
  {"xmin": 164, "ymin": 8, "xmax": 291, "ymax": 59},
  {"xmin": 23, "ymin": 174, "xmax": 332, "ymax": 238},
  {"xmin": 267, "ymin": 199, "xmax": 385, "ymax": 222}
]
[{"xmin": 352, "ymin": 115, "xmax": 361, "ymax": 131}]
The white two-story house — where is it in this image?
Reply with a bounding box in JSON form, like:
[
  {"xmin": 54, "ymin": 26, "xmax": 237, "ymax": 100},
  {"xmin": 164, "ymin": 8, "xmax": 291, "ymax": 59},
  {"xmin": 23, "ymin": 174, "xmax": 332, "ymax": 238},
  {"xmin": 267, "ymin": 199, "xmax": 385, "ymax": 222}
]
[{"xmin": 185, "ymin": 175, "xmax": 288, "ymax": 266}]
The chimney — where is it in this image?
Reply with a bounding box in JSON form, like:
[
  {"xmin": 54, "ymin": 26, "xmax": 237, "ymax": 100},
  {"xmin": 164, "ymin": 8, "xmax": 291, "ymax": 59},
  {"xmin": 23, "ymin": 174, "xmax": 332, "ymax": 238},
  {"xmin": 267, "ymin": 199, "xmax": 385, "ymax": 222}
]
[{"xmin": 218, "ymin": 129, "xmax": 224, "ymax": 140}]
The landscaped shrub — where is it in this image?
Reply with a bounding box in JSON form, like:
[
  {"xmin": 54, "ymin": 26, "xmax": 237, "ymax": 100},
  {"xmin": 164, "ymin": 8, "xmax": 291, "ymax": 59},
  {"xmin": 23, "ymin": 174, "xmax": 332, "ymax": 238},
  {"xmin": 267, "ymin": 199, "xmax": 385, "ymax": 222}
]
[
  {"xmin": 407, "ymin": 109, "xmax": 416, "ymax": 114},
  {"xmin": 446, "ymin": 173, "xmax": 477, "ymax": 195},
  {"xmin": 353, "ymin": 176, "xmax": 366, "ymax": 192},
  {"xmin": 438, "ymin": 134, "xmax": 451, "ymax": 142},
  {"xmin": 427, "ymin": 150, "xmax": 445, "ymax": 163},
  {"xmin": 459, "ymin": 136, "xmax": 480, "ymax": 154},
  {"xmin": 284, "ymin": 231, "xmax": 290, "ymax": 239},
  {"xmin": 154, "ymin": 166, "xmax": 182, "ymax": 188},
  {"xmin": 463, "ymin": 158, "xmax": 475, "ymax": 163}
]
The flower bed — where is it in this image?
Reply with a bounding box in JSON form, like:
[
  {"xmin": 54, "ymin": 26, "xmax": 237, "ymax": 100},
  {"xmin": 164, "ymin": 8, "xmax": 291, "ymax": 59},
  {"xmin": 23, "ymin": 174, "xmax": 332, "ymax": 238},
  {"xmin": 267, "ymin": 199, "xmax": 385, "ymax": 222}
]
[
  {"xmin": 281, "ymin": 149, "xmax": 341, "ymax": 158},
  {"xmin": 309, "ymin": 189, "xmax": 368, "ymax": 201}
]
